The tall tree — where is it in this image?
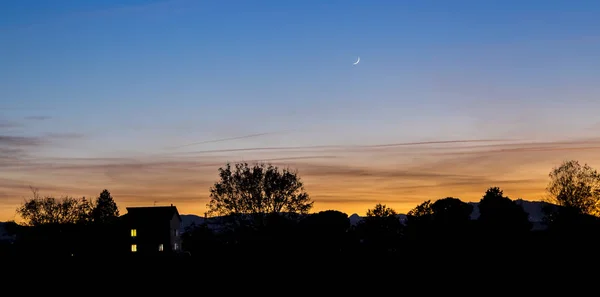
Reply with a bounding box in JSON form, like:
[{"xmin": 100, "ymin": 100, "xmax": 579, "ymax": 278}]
[
  {"xmin": 546, "ymin": 160, "xmax": 600, "ymax": 216},
  {"xmin": 207, "ymin": 162, "xmax": 313, "ymax": 227},
  {"xmin": 91, "ymin": 189, "xmax": 119, "ymax": 223}
]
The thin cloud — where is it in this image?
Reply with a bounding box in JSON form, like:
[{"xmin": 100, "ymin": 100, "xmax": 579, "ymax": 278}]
[
  {"xmin": 175, "ymin": 145, "xmax": 341, "ymax": 155},
  {"xmin": 3, "ymin": 136, "xmax": 600, "ymax": 218},
  {"xmin": 44, "ymin": 132, "xmax": 85, "ymax": 139},
  {"xmin": 0, "ymin": 135, "xmax": 44, "ymax": 147},
  {"xmin": 0, "ymin": 133, "xmax": 85, "ymax": 164},
  {"xmin": 287, "ymin": 163, "xmax": 475, "ymax": 180},
  {"xmin": 8, "ymin": 155, "xmax": 337, "ymax": 173},
  {"xmin": 0, "ymin": 120, "xmax": 23, "ymax": 129},
  {"xmin": 425, "ymin": 139, "xmax": 600, "ymax": 163},
  {"xmin": 445, "ymin": 146, "xmax": 600, "ymax": 156},
  {"xmin": 0, "ymin": 133, "xmax": 84, "ymax": 148},
  {"xmin": 175, "ymin": 139, "xmax": 514, "ymax": 155},
  {"xmin": 24, "ymin": 116, "xmax": 52, "ymax": 121},
  {"xmin": 233, "ymin": 156, "xmax": 339, "ymax": 163},
  {"xmin": 359, "ymin": 139, "xmax": 516, "ymax": 148},
  {"xmin": 314, "ymin": 198, "xmax": 384, "ymax": 204},
  {"xmin": 587, "ymin": 122, "xmax": 600, "ymax": 131},
  {"xmin": 291, "ymin": 163, "xmax": 541, "ymax": 198},
  {"xmin": 168, "ymin": 131, "xmax": 290, "ymax": 149}
]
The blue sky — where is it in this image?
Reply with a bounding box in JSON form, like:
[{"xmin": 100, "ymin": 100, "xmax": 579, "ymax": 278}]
[{"xmin": 1, "ymin": 0, "xmax": 600, "ymax": 218}]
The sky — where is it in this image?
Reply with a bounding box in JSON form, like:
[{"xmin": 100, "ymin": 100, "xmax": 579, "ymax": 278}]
[{"xmin": 1, "ymin": 0, "xmax": 600, "ymax": 221}]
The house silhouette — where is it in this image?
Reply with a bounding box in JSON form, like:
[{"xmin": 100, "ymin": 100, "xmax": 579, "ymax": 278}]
[{"xmin": 123, "ymin": 205, "xmax": 182, "ymax": 255}]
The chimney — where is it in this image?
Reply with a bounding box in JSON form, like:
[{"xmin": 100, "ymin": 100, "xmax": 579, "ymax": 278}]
[{"xmin": 170, "ymin": 203, "xmax": 173, "ymax": 207}]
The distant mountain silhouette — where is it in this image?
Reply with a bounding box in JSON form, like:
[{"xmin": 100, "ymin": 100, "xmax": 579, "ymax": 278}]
[
  {"xmin": 348, "ymin": 213, "xmax": 407, "ymax": 225},
  {"xmin": 179, "ymin": 199, "xmax": 551, "ymax": 232},
  {"xmin": 348, "ymin": 213, "xmax": 362, "ymax": 225},
  {"xmin": 0, "ymin": 222, "xmax": 15, "ymax": 242},
  {"xmin": 468, "ymin": 199, "xmax": 551, "ymax": 230},
  {"xmin": 181, "ymin": 214, "xmax": 206, "ymax": 229}
]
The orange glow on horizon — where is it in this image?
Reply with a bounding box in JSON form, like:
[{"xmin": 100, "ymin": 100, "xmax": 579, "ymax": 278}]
[{"xmin": 2, "ymin": 138, "xmax": 600, "ymax": 221}]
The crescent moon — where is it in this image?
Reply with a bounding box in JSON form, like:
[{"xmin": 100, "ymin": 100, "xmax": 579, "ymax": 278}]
[{"xmin": 353, "ymin": 56, "xmax": 360, "ymax": 65}]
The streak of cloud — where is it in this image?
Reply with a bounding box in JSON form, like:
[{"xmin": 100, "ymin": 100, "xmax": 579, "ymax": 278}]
[
  {"xmin": 3, "ymin": 136, "xmax": 600, "ymax": 218},
  {"xmin": 0, "ymin": 133, "xmax": 86, "ymax": 165},
  {"xmin": 0, "ymin": 120, "xmax": 22, "ymax": 129},
  {"xmin": 359, "ymin": 139, "xmax": 517, "ymax": 148},
  {"xmin": 44, "ymin": 132, "xmax": 85, "ymax": 139},
  {"xmin": 0, "ymin": 135, "xmax": 43, "ymax": 147},
  {"xmin": 174, "ymin": 139, "xmax": 515, "ymax": 155},
  {"xmin": 168, "ymin": 131, "xmax": 290, "ymax": 149},
  {"xmin": 24, "ymin": 116, "xmax": 52, "ymax": 121},
  {"xmin": 314, "ymin": 198, "xmax": 385, "ymax": 204}
]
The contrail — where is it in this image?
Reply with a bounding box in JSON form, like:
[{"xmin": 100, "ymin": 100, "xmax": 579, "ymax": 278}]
[
  {"xmin": 171, "ymin": 138, "xmax": 518, "ymax": 155},
  {"xmin": 168, "ymin": 131, "xmax": 288, "ymax": 149}
]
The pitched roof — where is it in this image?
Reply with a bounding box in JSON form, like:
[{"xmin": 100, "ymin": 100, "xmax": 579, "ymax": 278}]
[{"xmin": 125, "ymin": 205, "xmax": 181, "ymax": 224}]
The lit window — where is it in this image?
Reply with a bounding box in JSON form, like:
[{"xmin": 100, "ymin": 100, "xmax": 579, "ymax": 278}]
[
  {"xmin": 131, "ymin": 244, "xmax": 137, "ymax": 252},
  {"xmin": 158, "ymin": 244, "xmax": 164, "ymax": 252},
  {"xmin": 131, "ymin": 229, "xmax": 137, "ymax": 237},
  {"xmin": 174, "ymin": 243, "xmax": 179, "ymax": 251}
]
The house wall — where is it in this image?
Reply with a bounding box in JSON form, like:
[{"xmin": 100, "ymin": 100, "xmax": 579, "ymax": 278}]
[
  {"xmin": 125, "ymin": 207, "xmax": 182, "ymax": 256},
  {"xmin": 130, "ymin": 222, "xmax": 172, "ymax": 254},
  {"xmin": 169, "ymin": 214, "xmax": 182, "ymax": 252}
]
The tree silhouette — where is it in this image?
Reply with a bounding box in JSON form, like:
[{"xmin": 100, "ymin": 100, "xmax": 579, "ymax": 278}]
[
  {"xmin": 478, "ymin": 187, "xmax": 531, "ymax": 238},
  {"xmin": 16, "ymin": 187, "xmax": 93, "ymax": 226},
  {"xmin": 357, "ymin": 204, "xmax": 402, "ymax": 252},
  {"xmin": 406, "ymin": 198, "xmax": 472, "ymax": 247},
  {"xmin": 546, "ymin": 160, "xmax": 600, "ymax": 216},
  {"xmin": 299, "ymin": 210, "xmax": 350, "ymax": 252},
  {"xmin": 302, "ymin": 210, "xmax": 349, "ymax": 233},
  {"xmin": 430, "ymin": 197, "xmax": 472, "ymax": 226},
  {"xmin": 366, "ymin": 203, "xmax": 397, "ymax": 218},
  {"xmin": 405, "ymin": 200, "xmax": 434, "ymax": 242},
  {"xmin": 207, "ymin": 162, "xmax": 313, "ymax": 228},
  {"xmin": 91, "ymin": 189, "xmax": 119, "ymax": 224},
  {"xmin": 431, "ymin": 197, "xmax": 473, "ymax": 242},
  {"xmin": 407, "ymin": 200, "xmax": 433, "ymax": 218},
  {"xmin": 181, "ymin": 223, "xmax": 218, "ymax": 255},
  {"xmin": 76, "ymin": 197, "xmax": 94, "ymax": 224}
]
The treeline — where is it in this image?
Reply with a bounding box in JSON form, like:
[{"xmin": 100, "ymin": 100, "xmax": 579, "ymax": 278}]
[
  {"xmin": 2, "ymin": 159, "xmax": 600, "ymax": 258},
  {"xmin": 182, "ymin": 188, "xmax": 600, "ymax": 259},
  {"xmin": 184, "ymin": 160, "xmax": 600, "ymax": 258},
  {"xmin": 1, "ymin": 189, "xmax": 121, "ymax": 256}
]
